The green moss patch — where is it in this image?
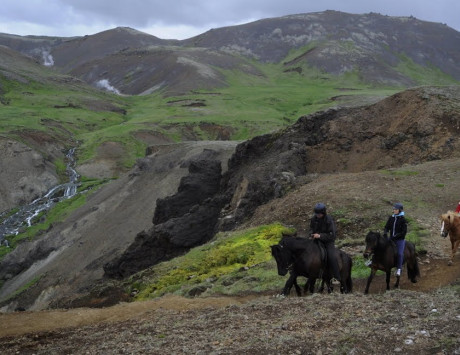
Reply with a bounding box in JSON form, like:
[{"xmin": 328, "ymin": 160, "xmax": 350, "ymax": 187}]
[{"xmin": 131, "ymin": 223, "xmax": 295, "ymax": 299}]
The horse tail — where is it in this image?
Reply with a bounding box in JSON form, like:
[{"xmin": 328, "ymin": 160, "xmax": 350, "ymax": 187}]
[
  {"xmin": 339, "ymin": 251, "xmax": 353, "ymax": 293},
  {"xmin": 406, "ymin": 242, "xmax": 421, "ymax": 282},
  {"xmin": 346, "ymin": 255, "xmax": 353, "ymax": 293}
]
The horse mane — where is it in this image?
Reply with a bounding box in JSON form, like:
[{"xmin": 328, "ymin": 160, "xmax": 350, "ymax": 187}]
[
  {"xmin": 365, "ymin": 230, "xmax": 390, "ymax": 249},
  {"xmin": 441, "ymin": 211, "xmax": 460, "ymax": 222}
]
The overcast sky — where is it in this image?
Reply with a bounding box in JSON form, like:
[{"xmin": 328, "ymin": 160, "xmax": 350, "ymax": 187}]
[{"xmin": 1, "ymin": 0, "xmax": 458, "ymax": 39}]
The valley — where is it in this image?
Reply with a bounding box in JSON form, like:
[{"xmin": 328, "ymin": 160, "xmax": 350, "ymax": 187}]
[{"xmin": 0, "ymin": 10, "xmax": 459, "ymax": 353}]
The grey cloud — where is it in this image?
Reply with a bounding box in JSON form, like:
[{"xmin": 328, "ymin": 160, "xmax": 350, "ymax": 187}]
[{"xmin": 1, "ymin": 0, "xmax": 459, "ymax": 38}]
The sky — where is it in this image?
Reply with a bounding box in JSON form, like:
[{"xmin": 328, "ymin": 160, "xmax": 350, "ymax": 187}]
[{"xmin": 1, "ymin": 0, "xmax": 459, "ymax": 40}]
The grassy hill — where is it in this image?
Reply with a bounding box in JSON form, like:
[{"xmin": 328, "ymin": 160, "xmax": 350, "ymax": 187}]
[{"xmin": 0, "ymin": 45, "xmax": 433, "ymax": 174}]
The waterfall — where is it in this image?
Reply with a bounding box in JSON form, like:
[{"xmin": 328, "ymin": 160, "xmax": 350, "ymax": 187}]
[{"xmin": 0, "ymin": 148, "xmax": 80, "ymax": 241}]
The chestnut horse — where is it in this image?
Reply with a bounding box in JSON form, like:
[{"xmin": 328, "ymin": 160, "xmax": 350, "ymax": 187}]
[{"xmin": 440, "ymin": 211, "xmax": 460, "ymax": 265}]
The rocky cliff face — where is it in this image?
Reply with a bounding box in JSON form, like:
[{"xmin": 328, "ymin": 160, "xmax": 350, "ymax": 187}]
[
  {"xmin": 104, "ymin": 155, "xmax": 225, "ymax": 279},
  {"xmin": 0, "ymin": 137, "xmax": 59, "ymax": 214},
  {"xmin": 0, "ymin": 141, "xmax": 237, "ymax": 310},
  {"xmin": 101, "ymin": 86, "xmax": 460, "ymax": 281},
  {"xmin": 1, "ymin": 86, "xmax": 459, "ymax": 310}
]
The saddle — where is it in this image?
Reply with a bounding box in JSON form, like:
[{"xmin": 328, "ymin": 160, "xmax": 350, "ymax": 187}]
[{"xmin": 313, "ymin": 239, "xmax": 328, "ymax": 265}]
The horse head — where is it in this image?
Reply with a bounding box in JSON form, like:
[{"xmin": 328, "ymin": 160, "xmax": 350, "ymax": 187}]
[
  {"xmin": 363, "ymin": 231, "xmax": 381, "ymax": 258},
  {"xmin": 440, "ymin": 212, "xmax": 454, "ymax": 238},
  {"xmin": 271, "ymin": 243, "xmax": 293, "ymax": 276}
]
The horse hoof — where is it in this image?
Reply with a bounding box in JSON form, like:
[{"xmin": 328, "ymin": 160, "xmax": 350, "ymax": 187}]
[{"xmin": 448, "ymin": 261, "xmax": 453, "ymax": 266}]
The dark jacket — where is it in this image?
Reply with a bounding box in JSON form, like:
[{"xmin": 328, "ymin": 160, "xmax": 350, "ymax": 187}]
[
  {"xmin": 309, "ymin": 214, "xmax": 336, "ymax": 244},
  {"xmin": 384, "ymin": 213, "xmax": 407, "ymax": 240}
]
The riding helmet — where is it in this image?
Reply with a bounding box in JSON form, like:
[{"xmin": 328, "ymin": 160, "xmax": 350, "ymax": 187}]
[
  {"xmin": 314, "ymin": 203, "xmax": 326, "ymax": 214},
  {"xmin": 393, "ymin": 202, "xmax": 404, "ymax": 211}
]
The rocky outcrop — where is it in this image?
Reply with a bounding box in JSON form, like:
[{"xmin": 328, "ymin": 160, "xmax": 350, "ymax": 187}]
[
  {"xmin": 218, "ymin": 132, "xmax": 308, "ymax": 230},
  {"xmin": 0, "ymin": 138, "xmax": 60, "ymax": 214},
  {"xmin": 152, "ymin": 154, "xmax": 223, "ymax": 224},
  {"xmin": 103, "ymin": 157, "xmax": 225, "ymax": 278},
  {"xmin": 103, "ymin": 132, "xmax": 310, "ymax": 278}
]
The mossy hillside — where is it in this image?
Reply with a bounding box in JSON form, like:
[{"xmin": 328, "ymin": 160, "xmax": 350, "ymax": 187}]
[
  {"xmin": 127, "ymin": 215, "xmax": 425, "ymax": 299},
  {"xmin": 1, "ymin": 59, "xmax": 401, "ymax": 170},
  {"xmin": 130, "ymin": 223, "xmax": 295, "ymax": 299},
  {"xmin": 395, "ymin": 53, "xmax": 460, "ymax": 86},
  {"xmin": 0, "ymin": 75, "xmax": 127, "ymax": 136},
  {"xmin": 5, "ymin": 48, "xmax": 454, "ymax": 170},
  {"xmin": 2, "ymin": 41, "xmax": 460, "ymax": 171}
]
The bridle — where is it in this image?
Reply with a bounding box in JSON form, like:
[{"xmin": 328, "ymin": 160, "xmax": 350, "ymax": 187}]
[{"xmin": 278, "ymin": 243, "xmax": 295, "ymax": 272}]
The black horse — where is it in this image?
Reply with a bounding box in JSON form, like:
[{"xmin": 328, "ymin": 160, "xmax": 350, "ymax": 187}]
[
  {"xmin": 271, "ymin": 236, "xmax": 353, "ymax": 296},
  {"xmin": 363, "ymin": 231, "xmax": 420, "ymax": 294}
]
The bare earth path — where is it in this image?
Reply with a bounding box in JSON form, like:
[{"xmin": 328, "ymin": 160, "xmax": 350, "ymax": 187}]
[{"xmin": 0, "ymin": 255, "xmax": 458, "ymax": 336}]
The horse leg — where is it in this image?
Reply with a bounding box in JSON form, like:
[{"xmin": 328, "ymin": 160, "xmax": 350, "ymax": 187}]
[
  {"xmin": 303, "ymin": 279, "xmax": 309, "ymax": 294},
  {"xmin": 317, "ymin": 279, "xmax": 325, "ymax": 293},
  {"xmin": 327, "ymin": 279, "xmax": 333, "ymax": 293},
  {"xmin": 282, "ymin": 273, "xmax": 297, "ymax": 296},
  {"xmin": 293, "ymin": 277, "xmax": 302, "ymax": 296},
  {"xmin": 308, "ymin": 278, "xmax": 317, "ymax": 294},
  {"xmin": 449, "ymin": 238, "xmax": 460, "ymax": 266},
  {"xmin": 389, "ymin": 268, "xmax": 401, "ymax": 289},
  {"xmin": 364, "ymin": 268, "xmax": 377, "ymax": 294},
  {"xmin": 385, "ymin": 270, "xmax": 393, "ymax": 290}
]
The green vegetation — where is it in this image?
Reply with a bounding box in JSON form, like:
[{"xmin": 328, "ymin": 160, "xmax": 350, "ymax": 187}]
[
  {"xmin": 54, "ymin": 158, "xmax": 67, "ymax": 183},
  {"xmin": 395, "ymin": 53, "xmax": 460, "ymax": 86},
  {"xmin": 130, "ymin": 223, "xmax": 294, "ymax": 299},
  {"xmin": 0, "ymin": 55, "xmax": 403, "ymax": 170},
  {"xmin": 77, "ymin": 176, "xmax": 114, "ymax": 193},
  {"xmin": 125, "ymin": 215, "xmax": 428, "ymax": 300}
]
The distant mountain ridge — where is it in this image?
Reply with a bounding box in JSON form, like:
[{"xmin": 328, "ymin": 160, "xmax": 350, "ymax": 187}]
[{"xmin": 0, "ymin": 11, "xmax": 459, "ymax": 95}]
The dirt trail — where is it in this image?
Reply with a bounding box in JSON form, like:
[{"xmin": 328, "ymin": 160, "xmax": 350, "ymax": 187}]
[
  {"xmin": 1, "ymin": 254, "xmax": 458, "ymax": 339},
  {"xmin": 0, "ymin": 294, "xmax": 258, "ymax": 338}
]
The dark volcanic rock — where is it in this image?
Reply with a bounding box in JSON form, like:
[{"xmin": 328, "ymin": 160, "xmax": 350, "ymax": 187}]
[
  {"xmin": 103, "ymin": 158, "xmax": 225, "ymax": 279},
  {"xmin": 153, "ymin": 156, "xmax": 222, "ymax": 224},
  {"xmin": 218, "ymin": 131, "xmax": 308, "ymax": 230},
  {"xmin": 105, "ymin": 87, "xmax": 460, "ymax": 280}
]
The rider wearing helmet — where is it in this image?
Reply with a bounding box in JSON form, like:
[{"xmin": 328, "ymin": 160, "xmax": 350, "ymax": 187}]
[
  {"xmin": 383, "ymin": 202, "xmax": 407, "ymax": 276},
  {"xmin": 309, "ymin": 203, "xmax": 341, "ymax": 282}
]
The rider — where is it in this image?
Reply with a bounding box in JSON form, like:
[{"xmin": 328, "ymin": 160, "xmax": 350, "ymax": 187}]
[
  {"xmin": 309, "ymin": 203, "xmax": 341, "ymax": 282},
  {"xmin": 383, "ymin": 202, "xmax": 407, "ymax": 277}
]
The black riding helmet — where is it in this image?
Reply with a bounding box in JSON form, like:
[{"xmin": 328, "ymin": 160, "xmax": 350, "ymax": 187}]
[
  {"xmin": 393, "ymin": 202, "xmax": 404, "ymax": 211},
  {"xmin": 314, "ymin": 202, "xmax": 327, "ymax": 214}
]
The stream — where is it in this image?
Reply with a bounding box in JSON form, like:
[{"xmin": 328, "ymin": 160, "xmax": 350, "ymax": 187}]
[{"xmin": 0, "ymin": 148, "xmax": 80, "ymax": 243}]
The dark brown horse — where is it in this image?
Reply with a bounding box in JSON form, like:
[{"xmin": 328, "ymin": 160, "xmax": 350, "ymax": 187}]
[
  {"xmin": 440, "ymin": 211, "xmax": 460, "ymax": 265},
  {"xmin": 363, "ymin": 231, "xmax": 420, "ymax": 294},
  {"xmin": 271, "ymin": 236, "xmax": 353, "ymax": 296}
]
